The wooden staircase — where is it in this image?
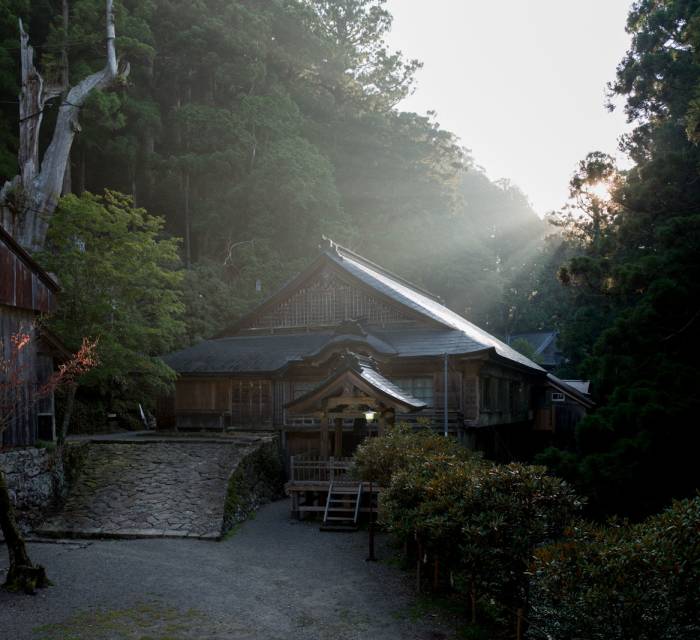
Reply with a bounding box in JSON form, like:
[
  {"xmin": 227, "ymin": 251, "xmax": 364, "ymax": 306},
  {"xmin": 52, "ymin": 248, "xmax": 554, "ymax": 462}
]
[{"xmin": 320, "ymin": 481, "xmax": 362, "ymax": 532}]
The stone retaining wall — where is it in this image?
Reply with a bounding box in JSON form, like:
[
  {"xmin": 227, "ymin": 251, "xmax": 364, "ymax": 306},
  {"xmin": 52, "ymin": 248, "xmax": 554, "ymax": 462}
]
[
  {"xmin": 223, "ymin": 437, "xmax": 286, "ymax": 533},
  {"xmin": 37, "ymin": 435, "xmax": 283, "ymax": 540},
  {"xmin": 0, "ymin": 443, "xmax": 87, "ymax": 530}
]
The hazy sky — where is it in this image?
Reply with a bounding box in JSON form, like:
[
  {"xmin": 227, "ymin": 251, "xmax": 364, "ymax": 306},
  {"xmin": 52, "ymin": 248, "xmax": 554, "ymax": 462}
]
[{"xmin": 385, "ymin": 0, "xmax": 634, "ymax": 216}]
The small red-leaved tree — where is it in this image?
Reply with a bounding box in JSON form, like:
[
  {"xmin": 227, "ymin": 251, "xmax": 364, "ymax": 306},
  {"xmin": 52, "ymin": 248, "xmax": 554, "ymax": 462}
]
[{"xmin": 0, "ymin": 330, "xmax": 97, "ymax": 593}]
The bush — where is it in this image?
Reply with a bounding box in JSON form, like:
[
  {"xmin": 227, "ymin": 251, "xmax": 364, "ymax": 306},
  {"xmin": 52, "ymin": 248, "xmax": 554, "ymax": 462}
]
[
  {"xmin": 352, "ymin": 423, "xmax": 478, "ymax": 486},
  {"xmin": 354, "ymin": 427, "xmax": 582, "ymax": 621},
  {"xmin": 529, "ymin": 496, "xmax": 700, "ymax": 639}
]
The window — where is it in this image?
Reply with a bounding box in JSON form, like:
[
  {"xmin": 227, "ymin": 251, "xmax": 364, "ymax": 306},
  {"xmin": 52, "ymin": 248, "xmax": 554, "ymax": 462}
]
[
  {"xmin": 481, "ymin": 376, "xmax": 493, "ymax": 410},
  {"xmin": 393, "ymin": 377, "xmax": 433, "ymax": 407},
  {"xmin": 499, "ymin": 379, "xmax": 509, "ymax": 411},
  {"xmin": 551, "ymin": 392, "xmax": 565, "ymax": 402}
]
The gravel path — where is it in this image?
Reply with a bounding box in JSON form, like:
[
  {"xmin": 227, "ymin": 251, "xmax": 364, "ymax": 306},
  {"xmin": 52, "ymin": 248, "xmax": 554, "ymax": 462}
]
[{"xmin": 0, "ymin": 499, "xmax": 455, "ymax": 639}]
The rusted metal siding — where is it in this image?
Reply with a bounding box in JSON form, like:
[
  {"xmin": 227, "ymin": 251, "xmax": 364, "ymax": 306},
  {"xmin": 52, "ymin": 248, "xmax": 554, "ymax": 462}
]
[
  {"xmin": 1, "ymin": 306, "xmax": 39, "ymax": 447},
  {"xmin": 0, "ymin": 233, "xmax": 56, "ymax": 314},
  {"xmin": 1, "ymin": 228, "xmax": 60, "ymax": 447}
]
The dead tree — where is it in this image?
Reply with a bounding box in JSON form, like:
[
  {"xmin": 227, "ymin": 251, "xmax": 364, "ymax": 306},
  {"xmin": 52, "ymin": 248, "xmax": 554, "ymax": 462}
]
[{"xmin": 0, "ymin": 0, "xmax": 129, "ymax": 252}]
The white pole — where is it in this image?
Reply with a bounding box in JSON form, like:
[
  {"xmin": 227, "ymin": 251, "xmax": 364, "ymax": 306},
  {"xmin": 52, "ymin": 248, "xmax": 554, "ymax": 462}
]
[{"xmin": 444, "ymin": 353, "xmax": 449, "ymax": 437}]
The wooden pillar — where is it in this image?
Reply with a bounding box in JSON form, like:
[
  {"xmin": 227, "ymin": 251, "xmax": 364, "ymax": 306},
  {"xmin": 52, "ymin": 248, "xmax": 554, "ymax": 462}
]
[
  {"xmin": 385, "ymin": 408, "xmax": 395, "ymax": 432},
  {"xmin": 334, "ymin": 417, "xmax": 343, "ymax": 457},
  {"xmin": 320, "ymin": 415, "xmax": 330, "ymax": 459},
  {"xmin": 378, "ymin": 410, "xmax": 387, "ymax": 437}
]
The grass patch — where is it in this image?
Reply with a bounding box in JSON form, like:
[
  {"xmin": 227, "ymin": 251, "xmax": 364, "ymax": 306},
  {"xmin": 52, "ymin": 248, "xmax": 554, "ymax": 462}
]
[{"xmin": 33, "ymin": 601, "xmax": 204, "ymax": 640}]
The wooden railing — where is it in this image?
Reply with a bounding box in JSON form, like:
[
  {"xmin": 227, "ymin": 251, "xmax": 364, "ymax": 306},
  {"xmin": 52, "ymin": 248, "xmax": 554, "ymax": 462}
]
[{"xmin": 289, "ymin": 454, "xmax": 353, "ymax": 484}]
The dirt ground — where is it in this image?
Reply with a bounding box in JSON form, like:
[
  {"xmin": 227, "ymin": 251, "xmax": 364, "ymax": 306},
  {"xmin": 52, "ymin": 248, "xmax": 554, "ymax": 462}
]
[{"xmin": 0, "ymin": 499, "xmax": 457, "ymax": 639}]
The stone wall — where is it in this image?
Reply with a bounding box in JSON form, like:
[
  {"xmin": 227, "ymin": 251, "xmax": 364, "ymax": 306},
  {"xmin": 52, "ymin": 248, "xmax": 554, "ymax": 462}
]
[
  {"xmin": 0, "ymin": 443, "xmax": 87, "ymax": 530},
  {"xmin": 223, "ymin": 437, "xmax": 286, "ymax": 534}
]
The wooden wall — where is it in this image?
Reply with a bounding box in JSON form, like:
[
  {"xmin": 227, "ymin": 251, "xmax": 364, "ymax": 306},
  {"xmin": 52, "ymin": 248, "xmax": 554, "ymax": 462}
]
[
  {"xmin": 244, "ymin": 267, "xmax": 412, "ymax": 330},
  {"xmin": 1, "ymin": 228, "xmax": 59, "ymax": 447},
  {"xmin": 0, "ymin": 233, "xmax": 56, "ymax": 314},
  {"xmin": 173, "ymin": 377, "xmax": 273, "ymax": 428},
  {"xmin": 1, "ymin": 305, "xmax": 39, "ymax": 447}
]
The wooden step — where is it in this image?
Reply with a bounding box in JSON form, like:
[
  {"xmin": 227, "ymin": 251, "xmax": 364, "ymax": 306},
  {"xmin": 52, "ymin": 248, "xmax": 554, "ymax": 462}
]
[{"xmin": 322, "ymin": 481, "xmax": 363, "ymax": 532}]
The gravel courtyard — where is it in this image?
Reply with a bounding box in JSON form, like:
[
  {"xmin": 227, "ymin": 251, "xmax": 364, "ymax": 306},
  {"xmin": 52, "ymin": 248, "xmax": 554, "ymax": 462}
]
[{"xmin": 0, "ymin": 499, "xmax": 455, "ymax": 639}]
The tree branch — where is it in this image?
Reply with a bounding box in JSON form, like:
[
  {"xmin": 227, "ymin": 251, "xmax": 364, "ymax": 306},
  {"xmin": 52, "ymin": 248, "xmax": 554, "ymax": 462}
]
[{"xmin": 1, "ymin": 0, "xmax": 129, "ymax": 252}]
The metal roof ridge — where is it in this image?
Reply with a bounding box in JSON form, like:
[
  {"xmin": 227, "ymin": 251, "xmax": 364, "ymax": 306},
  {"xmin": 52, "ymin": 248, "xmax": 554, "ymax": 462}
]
[{"xmin": 323, "ymin": 238, "xmax": 443, "ymax": 303}]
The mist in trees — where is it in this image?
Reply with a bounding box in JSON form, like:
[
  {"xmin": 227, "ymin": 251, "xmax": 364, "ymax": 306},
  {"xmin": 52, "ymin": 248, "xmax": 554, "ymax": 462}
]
[
  {"xmin": 0, "ymin": 0, "xmax": 543, "ymax": 345},
  {"xmin": 4, "ymin": 0, "xmax": 697, "ymax": 522}
]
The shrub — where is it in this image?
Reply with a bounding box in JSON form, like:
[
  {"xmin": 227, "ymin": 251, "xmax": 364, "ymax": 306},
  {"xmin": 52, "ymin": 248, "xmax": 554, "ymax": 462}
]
[
  {"xmin": 354, "ymin": 427, "xmax": 582, "ymax": 621},
  {"xmin": 528, "ymin": 496, "xmax": 700, "ymax": 639},
  {"xmin": 352, "ymin": 423, "xmax": 478, "ymax": 486}
]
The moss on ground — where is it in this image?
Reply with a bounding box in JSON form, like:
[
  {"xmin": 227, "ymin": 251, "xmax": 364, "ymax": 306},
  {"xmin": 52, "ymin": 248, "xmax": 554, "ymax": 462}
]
[{"xmin": 33, "ymin": 601, "xmax": 204, "ymax": 640}]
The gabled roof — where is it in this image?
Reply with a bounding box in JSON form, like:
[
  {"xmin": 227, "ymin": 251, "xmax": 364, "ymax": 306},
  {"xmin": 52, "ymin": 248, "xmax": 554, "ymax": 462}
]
[
  {"xmin": 326, "ymin": 242, "xmax": 542, "ymax": 371},
  {"xmin": 210, "ymin": 239, "xmax": 543, "ymax": 373},
  {"xmin": 509, "ymin": 331, "xmax": 556, "ymax": 354},
  {"xmin": 285, "ymin": 351, "xmax": 426, "ymax": 414},
  {"xmin": 547, "ymin": 374, "xmax": 595, "ymax": 408}
]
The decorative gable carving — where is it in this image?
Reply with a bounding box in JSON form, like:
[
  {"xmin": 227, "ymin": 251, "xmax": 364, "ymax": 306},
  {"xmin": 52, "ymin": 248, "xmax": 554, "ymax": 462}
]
[{"xmin": 245, "ymin": 267, "xmax": 412, "ymax": 330}]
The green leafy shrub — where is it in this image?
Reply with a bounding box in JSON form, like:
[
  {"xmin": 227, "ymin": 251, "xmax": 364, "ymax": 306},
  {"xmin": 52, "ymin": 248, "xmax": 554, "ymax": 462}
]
[
  {"xmin": 354, "ymin": 427, "xmax": 581, "ymax": 621},
  {"xmin": 352, "ymin": 423, "xmax": 477, "ymax": 486},
  {"xmin": 528, "ymin": 496, "xmax": 700, "ymax": 640},
  {"xmin": 40, "ymin": 190, "xmax": 185, "ymax": 417}
]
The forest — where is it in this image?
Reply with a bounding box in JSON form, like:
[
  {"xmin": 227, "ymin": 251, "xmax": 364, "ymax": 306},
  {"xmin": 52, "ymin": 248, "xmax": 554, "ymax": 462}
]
[{"xmin": 1, "ymin": 0, "xmax": 699, "ymax": 521}]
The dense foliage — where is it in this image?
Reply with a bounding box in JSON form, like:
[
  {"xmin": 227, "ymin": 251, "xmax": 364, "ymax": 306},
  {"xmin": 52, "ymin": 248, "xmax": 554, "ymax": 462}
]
[
  {"xmin": 529, "ymin": 496, "xmax": 700, "ymax": 640},
  {"xmin": 0, "ymin": 0, "xmax": 543, "ymax": 342},
  {"xmin": 1, "ymin": 1, "xmax": 697, "ymax": 522},
  {"xmin": 506, "ymin": 0, "xmax": 700, "ymax": 519},
  {"xmin": 354, "ymin": 427, "xmax": 582, "ymax": 623},
  {"xmin": 38, "ymin": 190, "xmax": 184, "ymax": 417}
]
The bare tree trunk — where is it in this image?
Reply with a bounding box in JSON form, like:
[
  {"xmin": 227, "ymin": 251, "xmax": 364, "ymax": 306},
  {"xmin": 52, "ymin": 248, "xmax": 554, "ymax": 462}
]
[
  {"xmin": 78, "ymin": 146, "xmax": 86, "ymax": 194},
  {"xmin": 61, "ymin": 0, "xmax": 72, "ymax": 196},
  {"xmin": 0, "ymin": 0, "xmax": 128, "ymax": 252},
  {"xmin": 0, "ymin": 466, "xmax": 49, "ymax": 593}
]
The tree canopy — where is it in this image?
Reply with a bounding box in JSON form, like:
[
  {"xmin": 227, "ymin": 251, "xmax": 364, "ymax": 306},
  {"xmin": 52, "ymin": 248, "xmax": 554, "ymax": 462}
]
[
  {"xmin": 0, "ymin": 0, "xmax": 543, "ymax": 341},
  {"xmin": 528, "ymin": 0, "xmax": 700, "ymax": 519},
  {"xmin": 38, "ymin": 190, "xmax": 184, "ymax": 415}
]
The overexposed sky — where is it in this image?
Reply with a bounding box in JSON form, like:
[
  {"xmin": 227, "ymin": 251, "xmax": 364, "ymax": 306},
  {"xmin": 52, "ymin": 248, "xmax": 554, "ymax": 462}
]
[{"xmin": 385, "ymin": 0, "xmax": 634, "ymax": 216}]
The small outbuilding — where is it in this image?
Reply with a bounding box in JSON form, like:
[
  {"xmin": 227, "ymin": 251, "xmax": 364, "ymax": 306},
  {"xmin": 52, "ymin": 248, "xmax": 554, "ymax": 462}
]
[{"xmin": 1, "ymin": 225, "xmax": 62, "ymax": 447}]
